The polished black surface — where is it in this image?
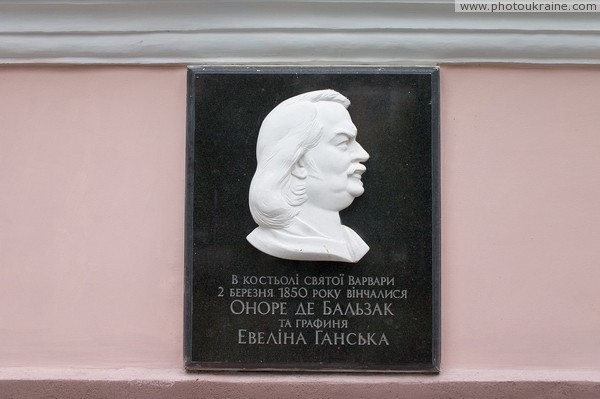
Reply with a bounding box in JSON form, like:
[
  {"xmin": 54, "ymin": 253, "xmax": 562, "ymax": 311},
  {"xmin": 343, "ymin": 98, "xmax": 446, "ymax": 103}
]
[{"xmin": 185, "ymin": 67, "xmax": 440, "ymax": 372}]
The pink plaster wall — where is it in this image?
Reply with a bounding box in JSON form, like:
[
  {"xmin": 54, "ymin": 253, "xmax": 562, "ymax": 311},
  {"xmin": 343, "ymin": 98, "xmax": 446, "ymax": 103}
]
[
  {"xmin": 1, "ymin": 65, "xmax": 600, "ymax": 372},
  {"xmin": 441, "ymin": 65, "xmax": 600, "ymax": 369},
  {"xmin": 0, "ymin": 66, "xmax": 187, "ymax": 367}
]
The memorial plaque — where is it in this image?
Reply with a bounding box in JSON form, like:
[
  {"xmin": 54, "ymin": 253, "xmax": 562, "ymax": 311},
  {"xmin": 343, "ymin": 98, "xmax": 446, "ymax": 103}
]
[{"xmin": 185, "ymin": 67, "xmax": 440, "ymax": 372}]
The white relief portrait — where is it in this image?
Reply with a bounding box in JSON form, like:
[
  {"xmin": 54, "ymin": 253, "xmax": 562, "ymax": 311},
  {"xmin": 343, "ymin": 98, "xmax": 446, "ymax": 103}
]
[{"xmin": 247, "ymin": 89, "xmax": 370, "ymax": 262}]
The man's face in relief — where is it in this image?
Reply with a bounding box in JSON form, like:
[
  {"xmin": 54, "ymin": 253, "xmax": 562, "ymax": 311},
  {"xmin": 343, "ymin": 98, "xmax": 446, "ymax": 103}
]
[{"xmin": 302, "ymin": 101, "xmax": 369, "ymax": 211}]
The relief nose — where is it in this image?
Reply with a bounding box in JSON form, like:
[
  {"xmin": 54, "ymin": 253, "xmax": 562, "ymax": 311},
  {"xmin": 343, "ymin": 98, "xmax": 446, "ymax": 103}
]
[{"xmin": 352, "ymin": 142, "xmax": 369, "ymax": 162}]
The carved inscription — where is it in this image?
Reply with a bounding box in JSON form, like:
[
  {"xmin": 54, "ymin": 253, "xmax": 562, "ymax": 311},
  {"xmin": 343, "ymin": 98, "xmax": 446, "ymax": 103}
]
[{"xmin": 218, "ymin": 274, "xmax": 408, "ymax": 347}]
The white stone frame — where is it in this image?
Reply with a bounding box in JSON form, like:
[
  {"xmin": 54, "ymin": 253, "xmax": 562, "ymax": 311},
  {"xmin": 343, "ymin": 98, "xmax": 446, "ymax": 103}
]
[{"xmin": 0, "ymin": 0, "xmax": 599, "ymax": 65}]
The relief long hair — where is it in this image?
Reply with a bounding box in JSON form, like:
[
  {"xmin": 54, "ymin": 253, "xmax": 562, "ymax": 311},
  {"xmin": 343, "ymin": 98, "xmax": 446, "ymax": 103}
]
[{"xmin": 249, "ymin": 89, "xmax": 350, "ymax": 229}]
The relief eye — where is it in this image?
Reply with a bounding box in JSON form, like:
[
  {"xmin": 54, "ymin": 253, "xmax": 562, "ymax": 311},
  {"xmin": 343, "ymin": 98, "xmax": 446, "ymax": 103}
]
[{"xmin": 337, "ymin": 142, "xmax": 349, "ymax": 150}]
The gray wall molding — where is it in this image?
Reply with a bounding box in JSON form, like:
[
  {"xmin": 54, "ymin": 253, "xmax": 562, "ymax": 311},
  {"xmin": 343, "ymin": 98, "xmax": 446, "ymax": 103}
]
[{"xmin": 1, "ymin": 0, "xmax": 599, "ymax": 64}]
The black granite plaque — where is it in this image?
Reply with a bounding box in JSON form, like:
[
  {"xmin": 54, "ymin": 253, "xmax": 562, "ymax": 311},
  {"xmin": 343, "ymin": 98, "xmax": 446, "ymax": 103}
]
[{"xmin": 185, "ymin": 67, "xmax": 440, "ymax": 372}]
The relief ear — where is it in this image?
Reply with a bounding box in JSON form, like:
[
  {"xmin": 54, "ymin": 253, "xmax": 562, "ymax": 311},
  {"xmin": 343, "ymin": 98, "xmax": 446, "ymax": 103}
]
[{"xmin": 291, "ymin": 157, "xmax": 308, "ymax": 179}]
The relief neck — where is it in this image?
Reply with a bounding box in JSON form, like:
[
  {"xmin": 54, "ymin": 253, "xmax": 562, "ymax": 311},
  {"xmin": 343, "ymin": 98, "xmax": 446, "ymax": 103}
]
[{"xmin": 296, "ymin": 202, "xmax": 344, "ymax": 242}]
